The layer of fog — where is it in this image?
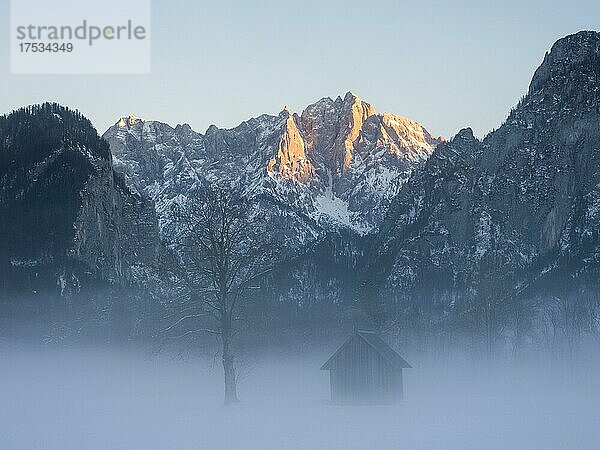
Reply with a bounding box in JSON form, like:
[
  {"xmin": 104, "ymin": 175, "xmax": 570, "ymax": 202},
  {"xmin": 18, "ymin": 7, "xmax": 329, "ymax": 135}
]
[{"xmin": 1, "ymin": 342, "xmax": 598, "ymax": 450}]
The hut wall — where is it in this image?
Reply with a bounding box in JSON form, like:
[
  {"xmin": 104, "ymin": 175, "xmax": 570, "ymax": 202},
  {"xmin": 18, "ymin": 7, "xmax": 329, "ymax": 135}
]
[{"xmin": 328, "ymin": 335, "xmax": 399, "ymax": 403}]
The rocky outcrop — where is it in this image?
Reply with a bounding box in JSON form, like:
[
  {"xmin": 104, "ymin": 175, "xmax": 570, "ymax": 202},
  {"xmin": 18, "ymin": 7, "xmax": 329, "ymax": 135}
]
[
  {"xmin": 104, "ymin": 92, "xmax": 441, "ymax": 236},
  {"xmin": 373, "ymin": 30, "xmax": 600, "ymax": 304},
  {"xmin": 300, "ymin": 92, "xmax": 377, "ymax": 175},
  {"xmin": 267, "ymin": 110, "xmax": 315, "ymax": 183},
  {"xmin": 0, "ymin": 104, "xmax": 164, "ymax": 299}
]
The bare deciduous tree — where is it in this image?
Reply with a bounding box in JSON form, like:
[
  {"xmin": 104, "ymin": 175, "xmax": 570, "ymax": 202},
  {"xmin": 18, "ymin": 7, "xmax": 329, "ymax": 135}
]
[{"xmin": 165, "ymin": 184, "xmax": 276, "ymax": 404}]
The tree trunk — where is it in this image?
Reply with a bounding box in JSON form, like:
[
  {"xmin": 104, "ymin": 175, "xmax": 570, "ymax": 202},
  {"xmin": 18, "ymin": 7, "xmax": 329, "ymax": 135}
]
[{"xmin": 221, "ymin": 330, "xmax": 239, "ymax": 405}]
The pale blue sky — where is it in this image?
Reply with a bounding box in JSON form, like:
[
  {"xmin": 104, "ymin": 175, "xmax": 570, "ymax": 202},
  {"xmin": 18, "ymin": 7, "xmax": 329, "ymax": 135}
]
[{"xmin": 1, "ymin": 0, "xmax": 599, "ymax": 138}]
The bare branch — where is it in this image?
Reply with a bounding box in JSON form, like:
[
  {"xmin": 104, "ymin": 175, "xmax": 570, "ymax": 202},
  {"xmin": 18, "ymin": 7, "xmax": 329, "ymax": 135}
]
[
  {"xmin": 160, "ymin": 314, "xmax": 211, "ymax": 334},
  {"xmin": 166, "ymin": 329, "xmax": 222, "ymax": 340}
]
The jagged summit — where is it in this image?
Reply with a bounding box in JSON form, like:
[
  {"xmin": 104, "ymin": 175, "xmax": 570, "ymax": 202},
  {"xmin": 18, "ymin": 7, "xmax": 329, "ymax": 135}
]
[
  {"xmin": 344, "ymin": 90, "xmax": 360, "ymax": 100},
  {"xmin": 374, "ymin": 30, "xmax": 600, "ymax": 311},
  {"xmin": 329, "ymin": 90, "xmax": 361, "ymax": 104},
  {"xmin": 453, "ymin": 127, "xmax": 476, "ymax": 142},
  {"xmin": 117, "ymin": 115, "xmax": 145, "ymax": 128},
  {"xmin": 103, "ymin": 92, "xmax": 441, "ymax": 234},
  {"xmin": 529, "ymin": 30, "xmax": 600, "ymax": 94},
  {"xmin": 304, "ymin": 91, "xmax": 374, "ymax": 113}
]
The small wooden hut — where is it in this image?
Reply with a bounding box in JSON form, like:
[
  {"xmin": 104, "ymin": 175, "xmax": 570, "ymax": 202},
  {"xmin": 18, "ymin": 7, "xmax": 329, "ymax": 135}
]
[{"xmin": 321, "ymin": 330, "xmax": 411, "ymax": 404}]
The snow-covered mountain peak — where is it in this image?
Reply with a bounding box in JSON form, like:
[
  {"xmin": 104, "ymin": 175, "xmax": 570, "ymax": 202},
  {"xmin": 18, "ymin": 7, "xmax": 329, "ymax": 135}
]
[
  {"xmin": 375, "ymin": 112, "xmax": 440, "ymax": 161},
  {"xmin": 117, "ymin": 115, "xmax": 145, "ymax": 128},
  {"xmin": 103, "ymin": 92, "xmax": 441, "ymax": 235}
]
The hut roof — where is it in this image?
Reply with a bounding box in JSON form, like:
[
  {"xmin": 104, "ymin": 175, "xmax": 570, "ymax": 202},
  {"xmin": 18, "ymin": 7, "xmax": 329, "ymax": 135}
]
[{"xmin": 321, "ymin": 330, "xmax": 412, "ymax": 370}]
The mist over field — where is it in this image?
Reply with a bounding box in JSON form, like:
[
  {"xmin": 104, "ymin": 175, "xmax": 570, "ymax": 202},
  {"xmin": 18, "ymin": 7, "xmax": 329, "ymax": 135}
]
[{"xmin": 2, "ymin": 340, "xmax": 599, "ymax": 450}]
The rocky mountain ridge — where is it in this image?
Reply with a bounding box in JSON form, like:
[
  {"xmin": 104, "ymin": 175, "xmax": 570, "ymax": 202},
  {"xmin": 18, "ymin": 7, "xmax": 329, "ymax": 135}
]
[
  {"xmin": 0, "ymin": 104, "xmax": 164, "ymax": 304},
  {"xmin": 2, "ymin": 31, "xmax": 599, "ymax": 338},
  {"xmin": 372, "ymin": 30, "xmax": 600, "ymax": 312},
  {"xmin": 103, "ymin": 91, "xmax": 441, "ymax": 237}
]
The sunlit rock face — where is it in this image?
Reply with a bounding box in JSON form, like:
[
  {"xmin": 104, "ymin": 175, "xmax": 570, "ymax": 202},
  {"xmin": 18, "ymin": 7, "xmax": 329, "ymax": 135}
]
[
  {"xmin": 373, "ymin": 30, "xmax": 600, "ymax": 304},
  {"xmin": 267, "ymin": 111, "xmax": 315, "ymax": 183},
  {"xmin": 103, "ymin": 92, "xmax": 441, "ymax": 237},
  {"xmin": 117, "ymin": 115, "xmax": 144, "ymax": 128},
  {"xmin": 298, "ymin": 92, "xmax": 438, "ymax": 180},
  {"xmin": 301, "ymin": 92, "xmax": 377, "ymax": 176}
]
